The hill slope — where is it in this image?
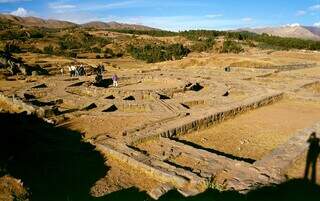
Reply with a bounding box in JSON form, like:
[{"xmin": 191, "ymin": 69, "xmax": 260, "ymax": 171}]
[
  {"xmin": 0, "ymin": 14, "xmax": 77, "ymax": 28},
  {"xmin": 81, "ymin": 21, "xmax": 157, "ymax": 30},
  {"xmin": 0, "ymin": 14, "xmax": 156, "ymax": 30},
  {"xmin": 242, "ymin": 25, "xmax": 320, "ymax": 41}
]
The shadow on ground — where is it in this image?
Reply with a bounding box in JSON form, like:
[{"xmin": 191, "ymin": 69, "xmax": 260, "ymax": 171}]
[
  {"xmin": 0, "ymin": 112, "xmax": 320, "ymax": 201},
  {"xmin": 0, "ymin": 112, "xmax": 108, "ymax": 201},
  {"xmin": 97, "ymin": 179, "xmax": 320, "ymax": 201}
]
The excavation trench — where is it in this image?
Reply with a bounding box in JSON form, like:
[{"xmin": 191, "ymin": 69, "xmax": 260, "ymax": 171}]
[{"xmin": 170, "ymin": 138, "xmax": 256, "ymax": 164}]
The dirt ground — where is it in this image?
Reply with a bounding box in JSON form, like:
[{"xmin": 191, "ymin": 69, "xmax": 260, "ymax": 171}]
[
  {"xmin": 64, "ymin": 114, "xmax": 161, "ymax": 139},
  {"xmin": 121, "ymin": 78, "xmax": 184, "ymax": 90},
  {"xmin": 155, "ymin": 50, "xmax": 320, "ymax": 70},
  {"xmin": 180, "ymin": 99, "xmax": 320, "ymax": 160},
  {"xmin": 90, "ymin": 158, "xmax": 163, "ymax": 197},
  {"xmin": 286, "ymin": 153, "xmax": 320, "ymax": 185}
]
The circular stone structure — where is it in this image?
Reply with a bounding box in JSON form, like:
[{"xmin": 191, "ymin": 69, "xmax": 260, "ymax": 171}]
[{"xmin": 120, "ymin": 77, "xmax": 186, "ymax": 91}]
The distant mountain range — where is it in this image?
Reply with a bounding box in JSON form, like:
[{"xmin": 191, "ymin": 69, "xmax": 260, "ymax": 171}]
[
  {"xmin": 240, "ymin": 25, "xmax": 320, "ymax": 41},
  {"xmin": 0, "ymin": 14, "xmax": 157, "ymax": 30},
  {"xmin": 2, "ymin": 14, "xmax": 320, "ymax": 41}
]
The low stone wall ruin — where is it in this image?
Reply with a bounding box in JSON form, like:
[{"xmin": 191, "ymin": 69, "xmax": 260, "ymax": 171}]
[
  {"xmin": 131, "ymin": 92, "xmax": 284, "ymax": 145},
  {"xmin": 0, "ymin": 94, "xmax": 55, "ymax": 118}
]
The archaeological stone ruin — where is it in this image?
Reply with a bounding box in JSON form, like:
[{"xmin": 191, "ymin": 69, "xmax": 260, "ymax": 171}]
[{"xmin": 1, "ymin": 63, "xmax": 320, "ymax": 199}]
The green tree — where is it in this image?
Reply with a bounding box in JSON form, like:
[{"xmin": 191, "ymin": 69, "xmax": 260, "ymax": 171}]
[{"xmin": 127, "ymin": 43, "xmax": 190, "ymax": 63}]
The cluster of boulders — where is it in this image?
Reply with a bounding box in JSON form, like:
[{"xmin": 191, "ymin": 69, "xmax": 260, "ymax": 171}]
[{"xmin": 0, "ymin": 51, "xmax": 48, "ymax": 76}]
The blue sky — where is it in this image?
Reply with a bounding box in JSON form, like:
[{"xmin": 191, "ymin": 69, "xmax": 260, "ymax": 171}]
[{"xmin": 1, "ymin": 0, "xmax": 320, "ymax": 30}]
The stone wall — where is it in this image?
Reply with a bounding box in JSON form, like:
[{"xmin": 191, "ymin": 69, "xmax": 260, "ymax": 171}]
[
  {"xmin": 0, "ymin": 94, "xmax": 57, "ymax": 119},
  {"xmin": 131, "ymin": 92, "xmax": 284, "ymax": 145}
]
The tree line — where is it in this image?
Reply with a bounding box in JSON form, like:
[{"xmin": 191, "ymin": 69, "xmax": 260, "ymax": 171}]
[
  {"xmin": 127, "ymin": 43, "xmax": 190, "ymax": 63},
  {"xmin": 2, "ymin": 25, "xmax": 320, "ymax": 63},
  {"xmin": 109, "ymin": 29, "xmax": 320, "ymax": 51}
]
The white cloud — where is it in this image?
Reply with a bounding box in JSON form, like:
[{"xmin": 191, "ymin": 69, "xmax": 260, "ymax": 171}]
[
  {"xmin": 314, "ymin": 22, "xmax": 320, "ymax": 27},
  {"xmin": 0, "ymin": 0, "xmax": 30, "ymax": 3},
  {"xmin": 49, "ymin": 3, "xmax": 76, "ymax": 10},
  {"xmin": 48, "ymin": 1, "xmax": 77, "ymax": 14},
  {"xmin": 285, "ymin": 23, "xmax": 300, "ymax": 27},
  {"xmin": 10, "ymin": 7, "xmax": 29, "ymax": 17},
  {"xmin": 205, "ymin": 14, "xmax": 223, "ymax": 18},
  {"xmin": 309, "ymin": 4, "xmax": 320, "ymax": 11},
  {"xmin": 295, "ymin": 10, "xmax": 306, "ymax": 16},
  {"xmin": 49, "ymin": 0, "xmax": 139, "ymax": 12},
  {"xmin": 100, "ymin": 0, "xmax": 138, "ymax": 9},
  {"xmin": 294, "ymin": 4, "xmax": 320, "ymax": 17},
  {"xmin": 241, "ymin": 17, "xmax": 253, "ymax": 22}
]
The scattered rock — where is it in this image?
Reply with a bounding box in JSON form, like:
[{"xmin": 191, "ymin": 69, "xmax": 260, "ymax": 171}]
[{"xmin": 32, "ymin": 84, "xmax": 47, "ymax": 89}]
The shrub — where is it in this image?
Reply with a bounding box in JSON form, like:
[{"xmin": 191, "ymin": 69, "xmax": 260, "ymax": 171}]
[
  {"xmin": 220, "ymin": 40, "xmax": 244, "ymax": 53},
  {"xmin": 91, "ymin": 47, "xmax": 101, "ymax": 53},
  {"xmin": 4, "ymin": 43, "xmax": 22, "ymax": 53},
  {"xmin": 191, "ymin": 38, "xmax": 215, "ymax": 52},
  {"xmin": 29, "ymin": 30, "xmax": 44, "ymax": 39},
  {"xmin": 43, "ymin": 45, "xmax": 54, "ymax": 55},
  {"xmin": 59, "ymin": 32, "xmax": 111, "ymax": 51},
  {"xmin": 246, "ymin": 40, "xmax": 256, "ymax": 48},
  {"xmin": 59, "ymin": 37, "xmax": 81, "ymax": 50},
  {"xmin": 66, "ymin": 51, "xmax": 77, "ymax": 58},
  {"xmin": 0, "ymin": 30, "xmax": 28, "ymax": 41}
]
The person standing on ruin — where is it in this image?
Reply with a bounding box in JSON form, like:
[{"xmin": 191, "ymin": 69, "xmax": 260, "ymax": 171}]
[
  {"xmin": 74, "ymin": 65, "xmax": 79, "ymax": 77},
  {"xmin": 60, "ymin": 67, "xmax": 64, "ymax": 76},
  {"xmin": 68, "ymin": 66, "xmax": 73, "ymax": 77},
  {"xmin": 304, "ymin": 132, "xmax": 320, "ymax": 184},
  {"xmin": 112, "ymin": 74, "xmax": 118, "ymax": 87}
]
